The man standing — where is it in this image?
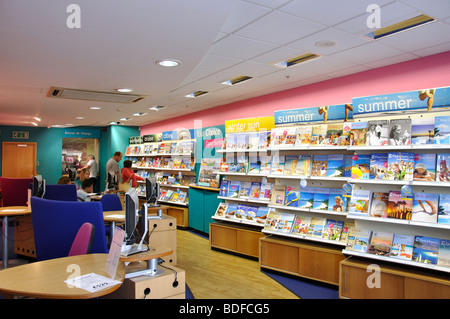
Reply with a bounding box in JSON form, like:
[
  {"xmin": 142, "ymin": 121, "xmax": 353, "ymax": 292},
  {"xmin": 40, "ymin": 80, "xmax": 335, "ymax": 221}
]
[{"xmin": 106, "ymin": 151, "xmax": 123, "ymax": 189}]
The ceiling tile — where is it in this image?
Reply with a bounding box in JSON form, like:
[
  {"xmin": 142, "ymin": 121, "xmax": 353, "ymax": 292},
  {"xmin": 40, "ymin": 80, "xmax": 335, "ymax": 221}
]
[
  {"xmin": 330, "ymin": 42, "xmax": 406, "ymax": 65},
  {"xmin": 234, "ymin": 10, "xmax": 327, "ymax": 45},
  {"xmin": 244, "ymin": 0, "xmax": 293, "ymax": 9},
  {"xmin": 219, "ymin": 0, "xmax": 271, "ymax": 34},
  {"xmin": 399, "ymin": 0, "xmax": 450, "ymax": 19}
]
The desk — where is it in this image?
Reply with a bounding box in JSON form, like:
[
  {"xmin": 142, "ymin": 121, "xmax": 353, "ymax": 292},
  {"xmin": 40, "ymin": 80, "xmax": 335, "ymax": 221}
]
[
  {"xmin": 0, "ymin": 253, "xmax": 126, "ymax": 299},
  {"xmin": 0, "ymin": 206, "xmax": 31, "ymax": 269}
]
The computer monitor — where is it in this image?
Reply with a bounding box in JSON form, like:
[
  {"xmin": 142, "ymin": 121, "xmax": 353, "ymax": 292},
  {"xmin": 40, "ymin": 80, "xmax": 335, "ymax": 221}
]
[
  {"xmin": 121, "ymin": 188, "xmax": 149, "ymax": 256},
  {"xmin": 106, "ymin": 171, "xmax": 117, "ymax": 190},
  {"xmin": 31, "ymin": 175, "xmax": 45, "ymax": 198},
  {"xmin": 68, "ymin": 168, "xmax": 77, "ymax": 182},
  {"xmin": 145, "ymin": 176, "xmax": 159, "ymax": 205}
]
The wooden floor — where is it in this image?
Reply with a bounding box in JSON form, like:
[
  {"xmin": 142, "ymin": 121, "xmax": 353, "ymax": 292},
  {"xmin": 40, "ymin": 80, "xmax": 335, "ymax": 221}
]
[{"xmin": 176, "ymin": 229, "xmax": 299, "ymax": 299}]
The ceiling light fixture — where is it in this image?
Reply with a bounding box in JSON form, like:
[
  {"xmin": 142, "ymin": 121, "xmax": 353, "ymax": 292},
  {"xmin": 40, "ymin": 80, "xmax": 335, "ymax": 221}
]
[
  {"xmin": 30, "ymin": 122, "xmax": 38, "ymax": 126},
  {"xmin": 33, "ymin": 117, "xmax": 41, "ymax": 122},
  {"xmin": 90, "ymin": 106, "xmax": 101, "ymax": 110},
  {"xmin": 185, "ymin": 91, "xmax": 209, "ymax": 98},
  {"xmin": 274, "ymin": 53, "xmax": 320, "ymax": 68},
  {"xmin": 132, "ymin": 112, "xmax": 147, "ymax": 116},
  {"xmin": 366, "ymin": 14, "xmax": 435, "ymax": 40},
  {"xmin": 119, "ymin": 117, "xmax": 130, "ymax": 121},
  {"xmin": 75, "ymin": 117, "xmax": 85, "ymax": 120},
  {"xmin": 108, "ymin": 121, "xmax": 118, "ymax": 125},
  {"xmin": 150, "ymin": 105, "xmax": 166, "ymax": 111},
  {"xmin": 221, "ymin": 75, "xmax": 253, "ymax": 86},
  {"xmin": 157, "ymin": 59, "xmax": 181, "ymax": 67},
  {"xmin": 115, "ymin": 88, "xmax": 134, "ymax": 93}
]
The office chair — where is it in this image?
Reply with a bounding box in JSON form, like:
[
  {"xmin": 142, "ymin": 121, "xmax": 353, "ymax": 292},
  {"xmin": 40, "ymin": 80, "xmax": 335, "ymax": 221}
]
[
  {"xmin": 31, "ymin": 197, "xmax": 108, "ymax": 261},
  {"xmin": 100, "ymin": 193, "xmax": 123, "ymax": 211},
  {"xmin": 68, "ymin": 222, "xmax": 95, "ymax": 256},
  {"xmin": 0, "ymin": 177, "xmax": 33, "ymax": 206},
  {"xmin": 44, "ymin": 184, "xmax": 77, "ymax": 201}
]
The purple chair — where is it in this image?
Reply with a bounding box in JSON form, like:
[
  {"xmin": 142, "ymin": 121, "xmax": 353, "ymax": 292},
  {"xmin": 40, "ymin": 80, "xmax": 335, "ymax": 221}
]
[
  {"xmin": 68, "ymin": 222, "xmax": 95, "ymax": 256},
  {"xmin": 0, "ymin": 177, "xmax": 33, "ymax": 206}
]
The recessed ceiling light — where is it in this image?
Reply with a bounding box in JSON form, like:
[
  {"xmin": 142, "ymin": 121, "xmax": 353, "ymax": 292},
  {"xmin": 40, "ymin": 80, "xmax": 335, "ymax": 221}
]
[
  {"xmin": 315, "ymin": 40, "xmax": 336, "ymax": 48},
  {"xmin": 30, "ymin": 122, "xmax": 38, "ymax": 126},
  {"xmin": 115, "ymin": 88, "xmax": 134, "ymax": 93},
  {"xmin": 33, "ymin": 117, "xmax": 41, "ymax": 122},
  {"xmin": 185, "ymin": 91, "xmax": 209, "ymax": 98},
  {"xmin": 150, "ymin": 105, "xmax": 166, "ymax": 111},
  {"xmin": 132, "ymin": 112, "xmax": 147, "ymax": 116},
  {"xmin": 109, "ymin": 121, "xmax": 118, "ymax": 125},
  {"xmin": 119, "ymin": 117, "xmax": 130, "ymax": 121},
  {"xmin": 75, "ymin": 117, "xmax": 85, "ymax": 120},
  {"xmin": 221, "ymin": 75, "xmax": 253, "ymax": 86},
  {"xmin": 366, "ymin": 14, "xmax": 435, "ymax": 40},
  {"xmin": 157, "ymin": 59, "xmax": 181, "ymax": 67},
  {"xmin": 274, "ymin": 53, "xmax": 320, "ymax": 68},
  {"xmin": 90, "ymin": 106, "xmax": 101, "ymax": 110}
]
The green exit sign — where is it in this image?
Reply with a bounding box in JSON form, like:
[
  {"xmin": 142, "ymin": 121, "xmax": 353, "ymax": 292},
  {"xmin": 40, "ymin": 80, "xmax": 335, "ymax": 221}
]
[{"xmin": 12, "ymin": 131, "xmax": 29, "ymax": 139}]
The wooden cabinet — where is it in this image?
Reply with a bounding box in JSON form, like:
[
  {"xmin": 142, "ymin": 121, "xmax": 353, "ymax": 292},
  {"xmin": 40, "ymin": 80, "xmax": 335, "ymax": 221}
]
[
  {"xmin": 339, "ymin": 257, "xmax": 450, "ymax": 299},
  {"xmin": 259, "ymin": 236, "xmax": 346, "ymax": 285},
  {"xmin": 210, "ymin": 222, "xmax": 264, "ymax": 258}
]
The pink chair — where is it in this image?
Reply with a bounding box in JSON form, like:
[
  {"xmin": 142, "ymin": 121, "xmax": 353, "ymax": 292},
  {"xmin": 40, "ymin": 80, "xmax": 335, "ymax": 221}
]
[
  {"xmin": 0, "ymin": 177, "xmax": 33, "ymax": 206},
  {"xmin": 68, "ymin": 222, "xmax": 95, "ymax": 256}
]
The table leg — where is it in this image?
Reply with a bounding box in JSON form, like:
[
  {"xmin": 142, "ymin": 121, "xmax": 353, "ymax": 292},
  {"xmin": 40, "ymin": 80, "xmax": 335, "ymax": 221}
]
[{"xmin": 2, "ymin": 216, "xmax": 8, "ymax": 269}]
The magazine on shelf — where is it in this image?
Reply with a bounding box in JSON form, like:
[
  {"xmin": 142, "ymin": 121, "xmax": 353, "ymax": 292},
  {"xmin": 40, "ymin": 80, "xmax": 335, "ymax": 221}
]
[
  {"xmin": 259, "ymin": 155, "xmax": 271, "ymax": 175},
  {"xmin": 284, "ymin": 185, "xmax": 300, "ymax": 207},
  {"xmin": 411, "ymin": 117, "xmax": 435, "ymax": 144},
  {"xmin": 411, "ymin": 192, "xmax": 439, "ymax": 223},
  {"xmin": 322, "ymin": 219, "xmax": 344, "ymax": 241},
  {"xmin": 348, "ymin": 189, "xmax": 371, "ymax": 216},
  {"xmin": 235, "ymin": 204, "xmax": 248, "ymax": 219},
  {"xmin": 258, "ymin": 131, "xmax": 271, "ymax": 149},
  {"xmin": 367, "ymin": 231, "xmax": 393, "ymax": 256},
  {"xmin": 295, "ymin": 125, "xmax": 312, "ymax": 146},
  {"xmin": 350, "ymin": 121, "xmax": 367, "ymax": 146},
  {"xmin": 307, "ymin": 217, "xmax": 327, "ymax": 238},
  {"xmin": 351, "ymin": 154, "xmax": 371, "ymax": 179},
  {"xmin": 438, "ymin": 194, "xmax": 450, "ymax": 224},
  {"xmin": 329, "ymin": 188, "xmax": 346, "ymax": 213},
  {"xmin": 325, "ymin": 123, "xmax": 343, "ymax": 146},
  {"xmin": 312, "ymin": 187, "xmax": 329, "ymax": 211},
  {"xmin": 236, "ymin": 155, "xmax": 249, "ymax": 173},
  {"xmin": 270, "ymin": 127, "xmax": 289, "ymax": 147},
  {"xmin": 225, "ymin": 203, "xmax": 238, "ymax": 218},
  {"xmin": 390, "ymin": 234, "xmax": 414, "ymax": 260},
  {"xmin": 270, "ymin": 155, "xmax": 285, "ymax": 175},
  {"xmin": 214, "ymin": 203, "xmax": 228, "ymax": 217},
  {"xmin": 437, "ymin": 239, "xmax": 450, "ymax": 267},
  {"xmin": 239, "ymin": 181, "xmax": 252, "ymax": 199},
  {"xmin": 264, "ymin": 211, "xmax": 295, "ymax": 233},
  {"xmin": 310, "ymin": 124, "xmax": 327, "ymax": 146},
  {"xmin": 249, "ymin": 182, "xmax": 261, "ymax": 200},
  {"xmin": 366, "ymin": 120, "xmax": 389, "ymax": 146},
  {"xmin": 236, "ymin": 133, "xmax": 249, "ymax": 151},
  {"xmin": 326, "ymin": 154, "xmax": 344, "ymax": 178},
  {"xmin": 387, "ymin": 152, "xmax": 407, "ymax": 181},
  {"xmin": 294, "ymin": 155, "xmax": 312, "ymax": 176},
  {"xmin": 340, "ymin": 122, "xmax": 352, "ymax": 146},
  {"xmin": 436, "ymin": 153, "xmax": 450, "ymax": 182},
  {"xmin": 259, "ymin": 182, "xmax": 273, "ymax": 201},
  {"xmin": 387, "ymin": 190, "xmax": 412, "ymax": 220},
  {"xmin": 388, "ymin": 118, "xmax": 411, "ymax": 146},
  {"xmin": 298, "ymin": 186, "xmax": 315, "ymax": 209},
  {"xmin": 255, "ymin": 207, "xmax": 272, "ymax": 225},
  {"xmin": 284, "ymin": 155, "xmax": 299, "ymax": 176},
  {"xmin": 369, "ymin": 192, "xmax": 389, "ymax": 218},
  {"xmin": 225, "ymin": 133, "xmax": 237, "ymax": 150},
  {"xmin": 413, "ymin": 153, "xmax": 436, "ymax": 182},
  {"xmin": 339, "ymin": 221, "xmax": 355, "ymax": 243},
  {"xmin": 434, "ymin": 115, "xmax": 450, "ymax": 144},
  {"xmin": 248, "ymin": 159, "xmax": 261, "ymax": 174},
  {"xmin": 311, "ymin": 155, "xmax": 328, "ymax": 177},
  {"xmin": 346, "ymin": 228, "xmax": 372, "ymax": 253},
  {"xmin": 270, "ymin": 184, "xmax": 286, "ymax": 206},
  {"xmin": 370, "ymin": 153, "xmax": 388, "ymax": 180},
  {"xmin": 291, "ymin": 215, "xmax": 312, "ymax": 235},
  {"xmin": 245, "ymin": 205, "xmax": 259, "ymax": 222},
  {"xmin": 248, "ymin": 132, "xmax": 259, "ymax": 150},
  {"xmin": 412, "ymin": 236, "xmax": 440, "ymax": 265},
  {"xmin": 177, "ymin": 191, "xmax": 187, "ymax": 203},
  {"xmin": 228, "ymin": 181, "xmax": 241, "ymax": 198},
  {"xmin": 343, "ymin": 155, "xmax": 353, "ymax": 178}
]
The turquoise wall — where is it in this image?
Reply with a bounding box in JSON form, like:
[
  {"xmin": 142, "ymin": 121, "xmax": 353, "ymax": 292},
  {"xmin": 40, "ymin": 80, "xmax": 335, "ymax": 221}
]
[{"xmin": 0, "ymin": 125, "xmax": 139, "ymax": 189}]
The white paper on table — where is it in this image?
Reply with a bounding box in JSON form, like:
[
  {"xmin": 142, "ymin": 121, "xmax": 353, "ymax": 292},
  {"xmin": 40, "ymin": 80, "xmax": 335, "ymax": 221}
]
[
  {"xmin": 106, "ymin": 214, "xmax": 125, "ymax": 219},
  {"xmin": 64, "ymin": 273, "xmax": 122, "ymax": 293},
  {"xmin": 1, "ymin": 208, "xmax": 27, "ymax": 212}
]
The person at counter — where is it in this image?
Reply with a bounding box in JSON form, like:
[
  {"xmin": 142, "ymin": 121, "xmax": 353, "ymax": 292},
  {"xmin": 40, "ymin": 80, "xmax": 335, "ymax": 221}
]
[{"xmin": 121, "ymin": 159, "xmax": 144, "ymax": 188}]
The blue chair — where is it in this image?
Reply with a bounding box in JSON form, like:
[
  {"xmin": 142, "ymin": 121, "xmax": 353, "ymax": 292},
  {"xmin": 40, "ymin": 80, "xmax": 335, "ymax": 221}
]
[
  {"xmin": 44, "ymin": 184, "xmax": 77, "ymax": 201},
  {"xmin": 30, "ymin": 197, "xmax": 108, "ymax": 261},
  {"xmin": 100, "ymin": 194, "xmax": 123, "ymax": 211}
]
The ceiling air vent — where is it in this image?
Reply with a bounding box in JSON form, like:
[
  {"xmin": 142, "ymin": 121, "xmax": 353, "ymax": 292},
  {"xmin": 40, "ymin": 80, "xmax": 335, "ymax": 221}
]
[{"xmin": 47, "ymin": 87, "xmax": 146, "ymax": 103}]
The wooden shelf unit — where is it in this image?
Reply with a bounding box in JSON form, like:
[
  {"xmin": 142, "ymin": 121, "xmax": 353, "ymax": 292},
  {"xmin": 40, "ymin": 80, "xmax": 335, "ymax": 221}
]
[
  {"xmin": 259, "ymin": 235, "xmax": 346, "ymax": 285},
  {"xmin": 209, "ymin": 222, "xmax": 265, "ymax": 258},
  {"xmin": 339, "ymin": 257, "xmax": 450, "ymax": 299}
]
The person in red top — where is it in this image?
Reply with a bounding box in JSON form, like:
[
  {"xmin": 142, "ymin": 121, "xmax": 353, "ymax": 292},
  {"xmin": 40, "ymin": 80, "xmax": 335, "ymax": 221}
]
[{"xmin": 121, "ymin": 159, "xmax": 144, "ymax": 188}]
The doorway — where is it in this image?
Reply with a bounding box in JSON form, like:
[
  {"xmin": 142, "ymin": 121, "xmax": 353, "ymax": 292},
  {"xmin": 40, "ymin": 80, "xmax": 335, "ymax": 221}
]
[{"xmin": 2, "ymin": 142, "xmax": 37, "ymax": 178}]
